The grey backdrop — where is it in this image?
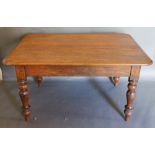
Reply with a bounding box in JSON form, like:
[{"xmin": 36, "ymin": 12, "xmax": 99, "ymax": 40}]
[{"xmin": 0, "ymin": 27, "xmax": 154, "ymax": 81}]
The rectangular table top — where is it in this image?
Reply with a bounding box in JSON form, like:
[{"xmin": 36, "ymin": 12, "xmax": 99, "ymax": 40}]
[{"xmin": 3, "ymin": 33, "xmax": 153, "ymax": 66}]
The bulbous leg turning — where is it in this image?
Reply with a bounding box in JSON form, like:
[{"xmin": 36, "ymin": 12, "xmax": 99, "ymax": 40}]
[
  {"xmin": 16, "ymin": 66, "xmax": 30, "ymax": 121},
  {"xmin": 112, "ymin": 77, "xmax": 120, "ymax": 87},
  {"xmin": 34, "ymin": 76, "xmax": 43, "ymax": 87},
  {"xmin": 18, "ymin": 79, "xmax": 30, "ymax": 121},
  {"xmin": 124, "ymin": 78, "xmax": 137, "ymax": 121}
]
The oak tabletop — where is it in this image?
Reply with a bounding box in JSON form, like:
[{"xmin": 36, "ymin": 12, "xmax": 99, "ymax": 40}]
[{"xmin": 3, "ymin": 33, "xmax": 153, "ymax": 66}]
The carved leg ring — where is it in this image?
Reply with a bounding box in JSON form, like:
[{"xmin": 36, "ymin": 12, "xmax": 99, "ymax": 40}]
[
  {"xmin": 18, "ymin": 79, "xmax": 30, "ymax": 121},
  {"xmin": 124, "ymin": 78, "xmax": 137, "ymax": 121},
  {"xmin": 113, "ymin": 77, "xmax": 120, "ymax": 87}
]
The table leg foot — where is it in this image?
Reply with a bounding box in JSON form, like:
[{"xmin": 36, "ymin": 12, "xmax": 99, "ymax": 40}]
[
  {"xmin": 112, "ymin": 77, "xmax": 120, "ymax": 87},
  {"xmin": 124, "ymin": 78, "xmax": 137, "ymax": 121},
  {"xmin": 34, "ymin": 76, "xmax": 43, "ymax": 87}
]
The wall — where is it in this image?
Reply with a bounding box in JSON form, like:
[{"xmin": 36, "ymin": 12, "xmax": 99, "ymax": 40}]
[{"xmin": 0, "ymin": 27, "xmax": 154, "ymax": 81}]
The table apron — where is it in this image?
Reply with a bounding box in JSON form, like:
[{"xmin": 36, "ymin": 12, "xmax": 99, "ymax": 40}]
[{"xmin": 24, "ymin": 65, "xmax": 131, "ymax": 77}]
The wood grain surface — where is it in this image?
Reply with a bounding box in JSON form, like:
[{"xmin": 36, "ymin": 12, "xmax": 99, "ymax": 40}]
[{"xmin": 3, "ymin": 33, "xmax": 153, "ymax": 66}]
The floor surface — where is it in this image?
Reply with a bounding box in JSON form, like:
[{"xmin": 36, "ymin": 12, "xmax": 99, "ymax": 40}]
[{"xmin": 0, "ymin": 77, "xmax": 155, "ymax": 128}]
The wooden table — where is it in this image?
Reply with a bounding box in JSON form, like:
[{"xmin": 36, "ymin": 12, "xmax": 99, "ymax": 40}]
[{"xmin": 3, "ymin": 33, "xmax": 153, "ymax": 121}]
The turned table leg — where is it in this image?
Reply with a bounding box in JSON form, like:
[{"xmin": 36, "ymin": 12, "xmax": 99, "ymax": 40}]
[
  {"xmin": 16, "ymin": 66, "xmax": 30, "ymax": 121},
  {"xmin": 112, "ymin": 77, "xmax": 120, "ymax": 87},
  {"xmin": 18, "ymin": 79, "xmax": 30, "ymax": 121},
  {"xmin": 124, "ymin": 78, "xmax": 137, "ymax": 121},
  {"xmin": 34, "ymin": 76, "xmax": 43, "ymax": 87},
  {"xmin": 124, "ymin": 66, "xmax": 140, "ymax": 121}
]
